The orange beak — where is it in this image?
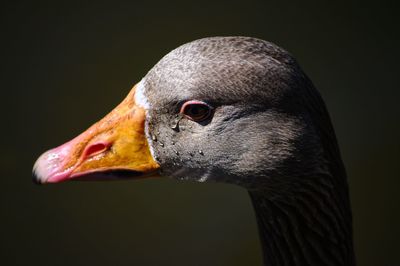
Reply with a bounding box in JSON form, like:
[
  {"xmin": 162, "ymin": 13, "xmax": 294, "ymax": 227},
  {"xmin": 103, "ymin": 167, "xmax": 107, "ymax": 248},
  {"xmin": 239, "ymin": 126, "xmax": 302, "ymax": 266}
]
[{"xmin": 33, "ymin": 84, "xmax": 160, "ymax": 184}]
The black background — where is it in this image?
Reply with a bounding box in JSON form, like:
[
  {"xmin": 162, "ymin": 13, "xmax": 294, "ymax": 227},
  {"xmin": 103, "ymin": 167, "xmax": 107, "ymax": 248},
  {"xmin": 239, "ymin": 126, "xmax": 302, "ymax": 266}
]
[{"xmin": 2, "ymin": 1, "xmax": 399, "ymax": 265}]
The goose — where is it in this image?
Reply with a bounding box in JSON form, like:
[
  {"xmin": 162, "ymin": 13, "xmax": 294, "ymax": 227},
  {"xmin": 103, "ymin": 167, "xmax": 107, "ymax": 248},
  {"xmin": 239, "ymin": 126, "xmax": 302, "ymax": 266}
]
[{"xmin": 33, "ymin": 36, "xmax": 355, "ymax": 266}]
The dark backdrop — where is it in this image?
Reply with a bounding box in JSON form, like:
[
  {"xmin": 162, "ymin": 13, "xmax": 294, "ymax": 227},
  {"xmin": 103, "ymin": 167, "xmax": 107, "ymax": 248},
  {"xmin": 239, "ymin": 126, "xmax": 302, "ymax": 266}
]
[{"xmin": 2, "ymin": 1, "xmax": 399, "ymax": 265}]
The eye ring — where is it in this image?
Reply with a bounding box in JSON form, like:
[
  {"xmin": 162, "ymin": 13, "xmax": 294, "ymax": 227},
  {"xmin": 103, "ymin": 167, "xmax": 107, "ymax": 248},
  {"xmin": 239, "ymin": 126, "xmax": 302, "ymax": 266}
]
[{"xmin": 180, "ymin": 100, "xmax": 213, "ymax": 122}]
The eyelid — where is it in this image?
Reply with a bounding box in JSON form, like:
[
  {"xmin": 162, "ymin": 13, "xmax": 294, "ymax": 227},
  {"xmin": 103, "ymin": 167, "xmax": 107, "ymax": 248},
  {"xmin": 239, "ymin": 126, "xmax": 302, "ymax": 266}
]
[{"xmin": 179, "ymin": 100, "xmax": 212, "ymax": 114}]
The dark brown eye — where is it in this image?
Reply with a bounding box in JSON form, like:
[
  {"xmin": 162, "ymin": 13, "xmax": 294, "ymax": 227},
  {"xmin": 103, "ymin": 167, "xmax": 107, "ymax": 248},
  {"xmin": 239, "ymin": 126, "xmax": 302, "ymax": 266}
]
[{"xmin": 180, "ymin": 100, "xmax": 212, "ymax": 122}]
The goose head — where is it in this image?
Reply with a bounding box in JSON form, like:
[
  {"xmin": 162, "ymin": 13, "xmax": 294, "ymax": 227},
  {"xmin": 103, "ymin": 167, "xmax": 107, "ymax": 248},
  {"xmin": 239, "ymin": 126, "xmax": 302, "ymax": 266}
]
[{"xmin": 33, "ymin": 37, "xmax": 326, "ymax": 189}]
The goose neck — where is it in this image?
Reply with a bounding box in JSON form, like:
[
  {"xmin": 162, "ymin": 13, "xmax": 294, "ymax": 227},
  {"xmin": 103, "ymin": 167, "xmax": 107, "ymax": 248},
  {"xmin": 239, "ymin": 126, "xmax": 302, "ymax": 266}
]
[{"xmin": 249, "ymin": 176, "xmax": 355, "ymax": 266}]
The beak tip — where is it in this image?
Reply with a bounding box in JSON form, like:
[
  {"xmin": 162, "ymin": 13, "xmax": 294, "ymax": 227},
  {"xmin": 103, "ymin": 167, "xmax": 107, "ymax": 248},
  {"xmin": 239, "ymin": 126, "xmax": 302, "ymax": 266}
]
[
  {"xmin": 32, "ymin": 153, "xmax": 50, "ymax": 185},
  {"xmin": 32, "ymin": 169, "xmax": 44, "ymax": 185}
]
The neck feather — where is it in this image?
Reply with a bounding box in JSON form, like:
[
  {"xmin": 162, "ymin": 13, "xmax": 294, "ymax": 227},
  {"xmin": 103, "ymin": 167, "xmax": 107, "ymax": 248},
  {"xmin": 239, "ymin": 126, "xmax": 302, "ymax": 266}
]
[{"xmin": 249, "ymin": 174, "xmax": 355, "ymax": 266}]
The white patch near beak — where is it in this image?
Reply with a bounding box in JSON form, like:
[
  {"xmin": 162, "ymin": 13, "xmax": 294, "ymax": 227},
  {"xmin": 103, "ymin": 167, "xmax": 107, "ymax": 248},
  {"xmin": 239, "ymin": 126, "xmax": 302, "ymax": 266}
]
[
  {"xmin": 134, "ymin": 79, "xmax": 159, "ymax": 164},
  {"xmin": 134, "ymin": 79, "xmax": 150, "ymax": 110}
]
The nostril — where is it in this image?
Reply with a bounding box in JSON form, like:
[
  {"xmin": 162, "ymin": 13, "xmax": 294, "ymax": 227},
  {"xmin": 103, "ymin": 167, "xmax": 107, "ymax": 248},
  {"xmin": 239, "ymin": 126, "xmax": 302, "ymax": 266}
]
[{"xmin": 83, "ymin": 142, "xmax": 110, "ymax": 158}]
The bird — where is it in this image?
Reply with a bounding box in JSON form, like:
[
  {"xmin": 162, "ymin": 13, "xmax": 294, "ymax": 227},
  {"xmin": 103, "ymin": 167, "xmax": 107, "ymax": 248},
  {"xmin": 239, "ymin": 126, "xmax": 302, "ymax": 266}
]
[{"xmin": 33, "ymin": 36, "xmax": 355, "ymax": 266}]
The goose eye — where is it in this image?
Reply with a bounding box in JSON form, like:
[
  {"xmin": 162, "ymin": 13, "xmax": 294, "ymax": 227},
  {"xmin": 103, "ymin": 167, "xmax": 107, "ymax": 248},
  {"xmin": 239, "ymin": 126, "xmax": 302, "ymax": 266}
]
[{"xmin": 180, "ymin": 100, "xmax": 212, "ymax": 122}]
